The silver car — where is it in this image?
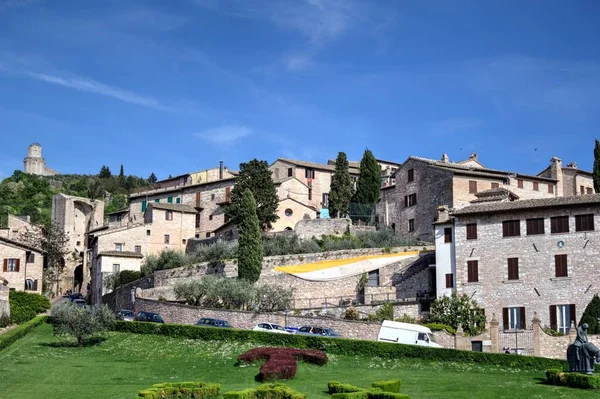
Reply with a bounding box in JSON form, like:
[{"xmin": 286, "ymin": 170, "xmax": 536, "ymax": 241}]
[
  {"xmin": 252, "ymin": 322, "xmax": 291, "ymax": 334},
  {"xmin": 117, "ymin": 309, "xmax": 135, "ymax": 321}
]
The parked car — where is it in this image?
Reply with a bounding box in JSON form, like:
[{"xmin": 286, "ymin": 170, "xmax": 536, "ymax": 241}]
[
  {"xmin": 252, "ymin": 322, "xmax": 291, "ymax": 334},
  {"xmin": 195, "ymin": 318, "xmax": 232, "ymax": 328},
  {"xmin": 73, "ymin": 299, "xmax": 87, "ymax": 308},
  {"xmin": 134, "ymin": 311, "xmax": 164, "ymax": 323},
  {"xmin": 377, "ymin": 320, "xmax": 442, "ymax": 348},
  {"xmin": 117, "ymin": 309, "xmax": 135, "ymax": 321},
  {"xmin": 295, "ymin": 326, "xmax": 341, "ymax": 337},
  {"xmin": 68, "ymin": 292, "xmax": 84, "ymax": 302}
]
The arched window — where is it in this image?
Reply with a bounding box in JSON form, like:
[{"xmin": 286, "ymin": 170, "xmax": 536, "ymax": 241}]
[
  {"xmin": 25, "ymin": 279, "xmax": 35, "ymax": 291},
  {"xmin": 284, "ymin": 227, "xmax": 293, "ymax": 231}
]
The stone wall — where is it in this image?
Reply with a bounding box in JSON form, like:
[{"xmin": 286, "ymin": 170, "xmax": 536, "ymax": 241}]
[
  {"xmin": 294, "ymin": 218, "xmax": 350, "ymax": 240},
  {"xmin": 0, "ymin": 284, "xmax": 9, "ymax": 318},
  {"xmin": 134, "ymin": 298, "xmax": 382, "ymax": 340},
  {"xmin": 102, "ymin": 274, "xmax": 155, "ymax": 312}
]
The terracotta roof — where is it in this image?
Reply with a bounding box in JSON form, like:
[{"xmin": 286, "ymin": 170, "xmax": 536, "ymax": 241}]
[
  {"xmin": 275, "ymin": 158, "xmax": 360, "ymax": 174},
  {"xmin": 453, "ymin": 194, "xmax": 600, "ymax": 216},
  {"xmin": 97, "ymin": 250, "xmax": 143, "ymax": 259},
  {"xmin": 148, "ymin": 203, "xmax": 198, "ymax": 214},
  {"xmin": 470, "ymin": 188, "xmax": 519, "ymax": 203},
  {"xmin": 0, "ymin": 236, "xmax": 44, "ymax": 253}
]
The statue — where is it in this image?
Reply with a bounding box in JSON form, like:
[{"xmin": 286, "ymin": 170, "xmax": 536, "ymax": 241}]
[{"xmin": 567, "ymin": 323, "xmax": 600, "ymax": 374}]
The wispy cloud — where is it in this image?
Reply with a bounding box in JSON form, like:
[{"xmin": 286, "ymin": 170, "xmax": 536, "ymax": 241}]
[
  {"xmin": 25, "ymin": 71, "xmax": 173, "ymax": 111},
  {"xmin": 195, "ymin": 125, "xmax": 253, "ymax": 145}
]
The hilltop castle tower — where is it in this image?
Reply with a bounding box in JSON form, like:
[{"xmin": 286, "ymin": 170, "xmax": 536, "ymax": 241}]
[{"xmin": 23, "ymin": 143, "xmax": 59, "ymax": 176}]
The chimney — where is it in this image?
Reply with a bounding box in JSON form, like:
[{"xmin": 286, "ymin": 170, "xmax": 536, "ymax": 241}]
[
  {"xmin": 566, "ymin": 162, "xmax": 577, "ymax": 169},
  {"xmin": 436, "ymin": 206, "xmax": 451, "ymax": 224},
  {"xmin": 219, "ymin": 161, "xmax": 224, "ymax": 180},
  {"xmin": 550, "ymin": 157, "xmax": 563, "ymax": 196},
  {"xmin": 470, "ymin": 153, "xmax": 477, "ymax": 161},
  {"xmin": 441, "ymin": 154, "xmax": 449, "ymax": 163}
]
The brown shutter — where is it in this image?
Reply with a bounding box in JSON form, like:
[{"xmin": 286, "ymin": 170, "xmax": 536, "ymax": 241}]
[
  {"xmin": 502, "ymin": 307, "xmax": 509, "ymax": 330},
  {"xmin": 3, "ymin": 259, "xmax": 7, "ymax": 272},
  {"xmin": 15, "ymin": 259, "xmax": 20, "ymax": 272},
  {"xmin": 570, "ymin": 304, "xmax": 577, "ymax": 327},
  {"xmin": 549, "ymin": 305, "xmax": 557, "ymax": 330},
  {"xmin": 33, "ymin": 280, "xmax": 38, "ymax": 291},
  {"xmin": 195, "ymin": 192, "xmax": 201, "ymax": 207},
  {"xmin": 520, "ymin": 307, "xmax": 526, "ymax": 329}
]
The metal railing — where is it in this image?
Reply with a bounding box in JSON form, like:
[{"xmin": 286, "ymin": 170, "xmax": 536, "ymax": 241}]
[{"xmin": 290, "ymin": 291, "xmax": 432, "ymax": 310}]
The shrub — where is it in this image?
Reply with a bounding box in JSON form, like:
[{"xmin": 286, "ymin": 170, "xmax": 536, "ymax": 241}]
[
  {"xmin": 238, "ymin": 347, "xmax": 327, "ymax": 381},
  {"xmin": 255, "ymin": 284, "xmax": 293, "ymax": 312},
  {"xmin": 0, "ymin": 315, "xmax": 47, "ymax": 351},
  {"xmin": 135, "ymin": 382, "xmax": 221, "ymax": 398},
  {"xmin": 51, "ymin": 304, "xmax": 115, "ymax": 345},
  {"xmin": 142, "ymin": 249, "xmax": 190, "ymax": 276},
  {"xmin": 9, "ymin": 290, "xmax": 51, "ymax": 324},
  {"xmin": 371, "ymin": 380, "xmax": 401, "ymax": 393},
  {"xmin": 237, "ymin": 189, "xmax": 263, "ymax": 283},
  {"xmin": 579, "ymin": 294, "xmax": 600, "ymax": 334},
  {"xmin": 546, "ymin": 369, "xmax": 600, "ymax": 389},
  {"xmin": 328, "ymin": 381, "xmax": 363, "ymax": 394},
  {"xmin": 367, "ymin": 303, "xmax": 394, "ymax": 322},
  {"xmin": 423, "ymin": 323, "xmax": 456, "ymax": 335},
  {"xmin": 329, "ymin": 380, "xmax": 408, "ymax": 399},
  {"xmin": 224, "ymin": 383, "xmax": 306, "ymax": 399},
  {"xmin": 344, "ymin": 307, "xmax": 360, "ymax": 320},
  {"xmin": 542, "ymin": 327, "xmax": 564, "ymax": 337},
  {"xmin": 114, "ymin": 321, "xmax": 567, "ymax": 371},
  {"xmin": 356, "ymin": 228, "xmax": 417, "ymax": 248},
  {"xmin": 0, "ymin": 314, "xmax": 10, "ymax": 328},
  {"xmin": 191, "ymin": 239, "xmax": 238, "ymax": 265},
  {"xmin": 429, "ymin": 294, "xmax": 486, "ymax": 336},
  {"xmin": 395, "ymin": 314, "xmax": 421, "ymax": 324}
]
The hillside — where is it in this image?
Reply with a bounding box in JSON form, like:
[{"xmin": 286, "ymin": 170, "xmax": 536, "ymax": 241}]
[{"xmin": 0, "ymin": 170, "xmax": 150, "ymax": 227}]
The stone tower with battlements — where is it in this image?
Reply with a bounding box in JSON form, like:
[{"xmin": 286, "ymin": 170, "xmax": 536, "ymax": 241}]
[{"xmin": 23, "ymin": 143, "xmax": 59, "ymax": 176}]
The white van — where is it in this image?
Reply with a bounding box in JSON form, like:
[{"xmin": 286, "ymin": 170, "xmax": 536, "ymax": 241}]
[{"xmin": 377, "ymin": 320, "xmax": 442, "ymax": 348}]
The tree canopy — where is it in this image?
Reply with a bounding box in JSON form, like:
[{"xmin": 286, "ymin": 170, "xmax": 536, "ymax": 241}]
[
  {"xmin": 329, "ymin": 152, "xmax": 354, "ymax": 218},
  {"xmin": 99, "ymin": 165, "xmax": 112, "ymax": 178},
  {"xmin": 351, "ymin": 149, "xmax": 380, "ymax": 223},
  {"xmin": 429, "ymin": 293, "xmax": 487, "ymax": 336},
  {"xmin": 237, "ymin": 189, "xmax": 263, "ymax": 283},
  {"xmin": 580, "ymin": 294, "xmax": 600, "ymax": 334}
]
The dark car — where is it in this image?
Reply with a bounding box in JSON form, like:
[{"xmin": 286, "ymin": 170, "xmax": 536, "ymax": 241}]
[
  {"xmin": 117, "ymin": 309, "xmax": 135, "ymax": 321},
  {"xmin": 134, "ymin": 311, "xmax": 164, "ymax": 323},
  {"xmin": 68, "ymin": 292, "xmax": 84, "ymax": 302},
  {"xmin": 296, "ymin": 326, "xmax": 341, "ymax": 337},
  {"xmin": 195, "ymin": 317, "xmax": 232, "ymax": 328}
]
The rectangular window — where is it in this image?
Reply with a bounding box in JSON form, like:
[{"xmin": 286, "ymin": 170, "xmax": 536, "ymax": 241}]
[
  {"xmin": 575, "ymin": 214, "xmax": 594, "ymax": 232},
  {"xmin": 587, "ymin": 187, "xmax": 594, "ymax": 195},
  {"xmin": 26, "ymin": 252, "xmax": 35, "ymax": 263},
  {"xmin": 154, "ymin": 199, "xmax": 160, "ymax": 203},
  {"xmin": 507, "ymin": 258, "xmax": 519, "ymax": 280},
  {"xmin": 164, "ymin": 234, "xmax": 170, "ymax": 244},
  {"xmin": 548, "ymin": 184, "xmax": 554, "ymax": 194},
  {"xmin": 367, "ymin": 270, "xmax": 379, "ymax": 287},
  {"xmin": 407, "ymin": 169, "xmax": 414, "ymax": 183},
  {"xmin": 135, "ymin": 245, "xmax": 141, "ymax": 254},
  {"xmin": 167, "ymin": 197, "xmax": 173, "ymax": 203},
  {"xmin": 467, "ymin": 260, "xmax": 478, "ymax": 282},
  {"xmin": 466, "ymin": 223, "xmax": 477, "ymax": 240},
  {"xmin": 444, "ymin": 227, "xmax": 452, "ymax": 243},
  {"xmin": 182, "ymin": 239, "xmax": 186, "ymax": 244},
  {"xmin": 502, "ymin": 220, "xmax": 521, "ymax": 237},
  {"xmin": 209, "ymin": 215, "xmax": 213, "ymax": 221},
  {"xmin": 288, "ymin": 168, "xmax": 293, "ymax": 177},
  {"xmin": 305, "ymin": 168, "xmax": 315, "ymax": 179},
  {"xmin": 112, "ymin": 264, "xmax": 120, "ymax": 274},
  {"xmin": 206, "ymin": 233, "xmax": 211, "ymax": 238},
  {"xmin": 550, "ymin": 216, "xmax": 569, "ymax": 233},
  {"xmin": 146, "ymin": 229, "xmax": 151, "ymax": 236},
  {"xmin": 408, "ymin": 219, "xmax": 415, "ymax": 232},
  {"xmin": 550, "ymin": 304, "xmax": 576, "ymax": 334},
  {"xmin": 141, "ymin": 200, "xmax": 147, "ymax": 212},
  {"xmin": 176, "ymin": 198, "xmax": 181, "ymax": 204},
  {"xmin": 555, "ymin": 254, "xmax": 568, "ymax": 277},
  {"xmin": 195, "ymin": 192, "xmax": 201, "ymax": 207},
  {"xmin": 491, "ymin": 182, "xmax": 499, "ymax": 189},
  {"xmin": 165, "ymin": 210, "xmax": 173, "ymax": 221},
  {"xmin": 526, "ymin": 218, "xmax": 545, "ymax": 235},
  {"xmin": 445, "ymin": 273, "xmax": 453, "ymax": 288},
  {"xmin": 469, "ymin": 180, "xmax": 477, "ymax": 194},
  {"xmin": 224, "ymin": 187, "xmax": 231, "ymax": 203},
  {"xmin": 517, "ymin": 179, "xmax": 524, "ymax": 189},
  {"xmin": 195, "ymin": 214, "xmax": 201, "ymax": 228},
  {"xmin": 533, "ymin": 182, "xmax": 539, "ymax": 191},
  {"xmin": 322, "ymin": 193, "xmax": 329, "ymax": 208},
  {"xmin": 502, "ymin": 307, "xmax": 526, "ymax": 330},
  {"xmin": 405, "ymin": 193, "xmax": 417, "ymax": 207},
  {"xmin": 211, "ymin": 193, "xmax": 215, "ymax": 201},
  {"xmin": 115, "ymin": 243, "xmax": 122, "ymax": 252},
  {"xmin": 3, "ymin": 258, "xmax": 20, "ymax": 272},
  {"xmin": 308, "ymin": 188, "xmax": 312, "ymax": 201},
  {"xmin": 580, "ymin": 185, "xmax": 585, "ymax": 195}
]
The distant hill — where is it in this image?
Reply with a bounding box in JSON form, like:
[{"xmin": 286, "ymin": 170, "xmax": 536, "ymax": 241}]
[{"xmin": 0, "ymin": 170, "xmax": 150, "ymax": 227}]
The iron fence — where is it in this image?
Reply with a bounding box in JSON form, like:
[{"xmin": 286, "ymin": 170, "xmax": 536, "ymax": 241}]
[{"xmin": 499, "ymin": 326, "xmax": 534, "ymax": 355}]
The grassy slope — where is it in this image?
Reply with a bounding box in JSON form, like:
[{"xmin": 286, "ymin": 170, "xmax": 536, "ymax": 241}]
[{"xmin": 0, "ymin": 324, "xmax": 593, "ymax": 399}]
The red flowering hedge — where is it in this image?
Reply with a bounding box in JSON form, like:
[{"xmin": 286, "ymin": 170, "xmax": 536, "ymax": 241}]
[{"xmin": 238, "ymin": 347, "xmax": 328, "ymax": 381}]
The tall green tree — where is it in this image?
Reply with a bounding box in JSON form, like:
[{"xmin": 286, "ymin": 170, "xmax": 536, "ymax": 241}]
[
  {"xmin": 99, "ymin": 166, "xmax": 111, "ymax": 178},
  {"xmin": 148, "ymin": 172, "xmax": 158, "ymax": 184},
  {"xmin": 237, "ymin": 189, "xmax": 263, "ymax": 283},
  {"xmin": 351, "ymin": 149, "xmax": 381, "ymax": 222},
  {"xmin": 429, "ymin": 293, "xmax": 487, "ymax": 336},
  {"xmin": 225, "ymin": 159, "xmax": 278, "ymax": 230},
  {"xmin": 119, "ymin": 164, "xmax": 124, "ymax": 178},
  {"xmin": 580, "ymin": 294, "xmax": 600, "ymax": 334},
  {"xmin": 329, "ymin": 152, "xmax": 353, "ymax": 218},
  {"xmin": 594, "ymin": 139, "xmax": 600, "ymax": 193}
]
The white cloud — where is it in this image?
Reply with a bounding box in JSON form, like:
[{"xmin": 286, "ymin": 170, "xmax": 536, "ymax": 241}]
[
  {"xmin": 26, "ymin": 71, "xmax": 173, "ymax": 112},
  {"xmin": 195, "ymin": 125, "xmax": 253, "ymax": 145}
]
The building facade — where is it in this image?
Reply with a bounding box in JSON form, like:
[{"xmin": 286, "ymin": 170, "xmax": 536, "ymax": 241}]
[
  {"xmin": 23, "ymin": 143, "xmax": 59, "ymax": 176},
  {"xmin": 0, "ymin": 236, "xmax": 43, "ymax": 294}
]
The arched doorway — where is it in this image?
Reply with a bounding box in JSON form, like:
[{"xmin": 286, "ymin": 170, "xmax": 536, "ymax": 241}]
[{"xmin": 74, "ymin": 264, "xmax": 83, "ymax": 293}]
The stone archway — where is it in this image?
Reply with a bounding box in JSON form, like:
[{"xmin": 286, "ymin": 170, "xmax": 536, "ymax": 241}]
[{"xmin": 74, "ymin": 264, "xmax": 83, "ymax": 293}]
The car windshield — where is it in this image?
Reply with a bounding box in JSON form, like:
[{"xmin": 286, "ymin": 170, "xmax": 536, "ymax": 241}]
[
  {"xmin": 272, "ymin": 324, "xmax": 285, "ymax": 331},
  {"xmin": 323, "ymin": 328, "xmax": 338, "ymax": 335},
  {"xmin": 121, "ymin": 311, "xmax": 134, "ymax": 317}
]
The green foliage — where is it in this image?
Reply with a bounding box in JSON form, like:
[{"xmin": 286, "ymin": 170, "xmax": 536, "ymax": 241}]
[
  {"xmin": 429, "ymin": 294, "xmax": 486, "ymax": 336},
  {"xmin": 594, "ymin": 139, "xmax": 600, "ymax": 193},
  {"xmin": 351, "ymin": 149, "xmax": 381, "ymax": 223},
  {"xmin": 103, "ymin": 270, "xmax": 143, "ymax": 291},
  {"xmin": 237, "ymin": 189, "xmax": 263, "ymax": 283},
  {"xmin": 329, "ymin": 152, "xmax": 354, "ymax": 218},
  {"xmin": 148, "ymin": 172, "xmax": 158, "ymax": 184},
  {"xmin": 51, "ymin": 304, "xmax": 115, "ymax": 345},
  {"xmin": 135, "ymin": 382, "xmax": 221, "ymax": 399},
  {"xmin": 422, "ymin": 323, "xmax": 456, "ymax": 335},
  {"xmin": 115, "ymin": 320, "xmax": 567, "ymax": 371},
  {"xmin": 9, "ymin": 290, "xmax": 51, "ymax": 324},
  {"xmin": 225, "ymin": 159, "xmax": 279, "ymax": 230},
  {"xmin": 224, "ymin": 383, "xmax": 306, "ymax": 399},
  {"xmin": 328, "ymin": 380, "xmax": 407, "ymax": 399},
  {"xmin": 262, "ymin": 234, "xmax": 321, "ymax": 256},
  {"xmin": 99, "ymin": 165, "xmax": 112, "ymax": 178},
  {"xmin": 344, "ymin": 307, "xmax": 360, "ymax": 320},
  {"xmin": 0, "ymin": 315, "xmax": 48, "ymax": 351},
  {"xmin": 580, "ymin": 294, "xmax": 600, "ymax": 334},
  {"xmin": 0, "ymin": 314, "xmax": 10, "ymax": 328},
  {"xmin": 141, "ymin": 249, "xmax": 190, "ymax": 276},
  {"xmin": 371, "ymin": 380, "xmax": 401, "ymax": 393},
  {"xmin": 546, "ymin": 369, "xmax": 600, "ymax": 389},
  {"xmin": 191, "ymin": 239, "xmax": 238, "ymax": 265},
  {"xmin": 542, "ymin": 327, "xmax": 565, "ymax": 337},
  {"xmin": 366, "ymin": 303, "xmax": 394, "ymax": 322},
  {"xmin": 395, "ymin": 314, "xmax": 422, "ymax": 324}
]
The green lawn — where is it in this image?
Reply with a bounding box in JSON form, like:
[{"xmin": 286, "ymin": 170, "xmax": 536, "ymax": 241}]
[{"xmin": 0, "ymin": 323, "xmax": 592, "ymax": 399}]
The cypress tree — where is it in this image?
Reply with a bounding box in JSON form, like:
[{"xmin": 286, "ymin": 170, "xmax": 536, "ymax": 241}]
[
  {"xmin": 351, "ymin": 149, "xmax": 381, "ymax": 222},
  {"xmin": 119, "ymin": 165, "xmax": 125, "ymax": 178},
  {"xmin": 148, "ymin": 173, "xmax": 157, "ymax": 184},
  {"xmin": 237, "ymin": 189, "xmax": 263, "ymax": 283},
  {"xmin": 580, "ymin": 294, "xmax": 600, "ymax": 334},
  {"xmin": 594, "ymin": 139, "xmax": 600, "ymax": 193},
  {"xmin": 329, "ymin": 152, "xmax": 353, "ymax": 218}
]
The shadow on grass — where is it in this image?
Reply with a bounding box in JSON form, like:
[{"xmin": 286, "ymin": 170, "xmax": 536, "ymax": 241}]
[
  {"xmin": 534, "ymin": 377, "xmax": 549, "ymax": 385},
  {"xmin": 40, "ymin": 336, "xmax": 107, "ymax": 348}
]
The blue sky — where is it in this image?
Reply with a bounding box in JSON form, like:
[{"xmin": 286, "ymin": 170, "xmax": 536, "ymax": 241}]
[{"xmin": 0, "ymin": 0, "xmax": 599, "ymax": 180}]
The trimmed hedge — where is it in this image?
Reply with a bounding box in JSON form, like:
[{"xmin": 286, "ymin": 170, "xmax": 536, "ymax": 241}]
[
  {"xmin": 371, "ymin": 380, "xmax": 401, "ymax": 393},
  {"xmin": 328, "ymin": 381, "xmax": 364, "ymax": 394},
  {"xmin": 329, "ymin": 381, "xmax": 407, "ymax": 399},
  {"xmin": 9, "ymin": 291, "xmax": 51, "ymax": 324},
  {"xmin": 0, "ymin": 315, "xmax": 48, "ymax": 351},
  {"xmin": 135, "ymin": 382, "xmax": 220, "ymax": 398},
  {"xmin": 238, "ymin": 347, "xmax": 327, "ymax": 381},
  {"xmin": 223, "ymin": 383, "xmax": 306, "ymax": 399},
  {"xmin": 114, "ymin": 321, "xmax": 567, "ymax": 371},
  {"xmin": 546, "ymin": 369, "xmax": 600, "ymax": 389}
]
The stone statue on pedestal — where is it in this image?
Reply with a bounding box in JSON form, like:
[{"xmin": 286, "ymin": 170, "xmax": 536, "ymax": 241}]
[{"xmin": 567, "ymin": 323, "xmax": 600, "ymax": 374}]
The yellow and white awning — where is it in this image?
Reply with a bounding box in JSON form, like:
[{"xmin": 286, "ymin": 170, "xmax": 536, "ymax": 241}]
[{"xmin": 274, "ymin": 251, "xmax": 421, "ymax": 281}]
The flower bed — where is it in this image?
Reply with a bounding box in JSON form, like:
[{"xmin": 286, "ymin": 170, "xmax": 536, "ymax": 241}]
[{"xmin": 238, "ymin": 347, "xmax": 327, "ymax": 381}]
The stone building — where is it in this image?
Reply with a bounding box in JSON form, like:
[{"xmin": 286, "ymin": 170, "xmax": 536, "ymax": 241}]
[
  {"xmin": 380, "ymin": 154, "xmax": 594, "ymax": 243},
  {"xmin": 0, "ymin": 215, "xmax": 40, "ymax": 241},
  {"xmin": 51, "ymin": 194, "xmax": 104, "ymax": 294},
  {"xmin": 23, "ymin": 143, "xmax": 59, "ymax": 176},
  {"xmin": 538, "ymin": 158, "xmax": 596, "ymax": 196},
  {"xmin": 436, "ymin": 193, "xmax": 600, "ymax": 334},
  {"xmin": 0, "ymin": 236, "xmax": 44, "ymax": 294},
  {"xmin": 144, "ymin": 162, "xmax": 237, "ymax": 191}
]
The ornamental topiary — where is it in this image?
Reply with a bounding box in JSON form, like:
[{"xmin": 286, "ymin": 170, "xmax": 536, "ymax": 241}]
[
  {"xmin": 223, "ymin": 383, "xmax": 306, "ymax": 399},
  {"xmin": 135, "ymin": 382, "xmax": 220, "ymax": 398},
  {"xmin": 238, "ymin": 347, "xmax": 327, "ymax": 381}
]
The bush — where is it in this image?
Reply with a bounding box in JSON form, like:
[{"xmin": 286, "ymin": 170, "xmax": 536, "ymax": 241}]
[
  {"xmin": 114, "ymin": 321, "xmax": 567, "ymax": 371},
  {"xmin": 136, "ymin": 382, "xmax": 221, "ymax": 398},
  {"xmin": 9, "ymin": 291, "xmax": 51, "ymax": 324},
  {"xmin": 546, "ymin": 369, "xmax": 600, "ymax": 389},
  {"xmin": 238, "ymin": 347, "xmax": 327, "ymax": 381},
  {"xmin": 579, "ymin": 294, "xmax": 600, "ymax": 334},
  {"xmin": 344, "ymin": 307, "xmax": 360, "ymax": 320},
  {"xmin": 371, "ymin": 380, "xmax": 401, "ymax": 393},
  {"xmin": 0, "ymin": 314, "xmax": 10, "ymax": 328},
  {"xmin": 51, "ymin": 304, "xmax": 115, "ymax": 345},
  {"xmin": 366, "ymin": 303, "xmax": 394, "ymax": 322},
  {"xmin": 423, "ymin": 323, "xmax": 456, "ymax": 335},
  {"xmin": 328, "ymin": 381, "xmax": 363, "ymax": 394},
  {"xmin": 0, "ymin": 315, "xmax": 47, "ymax": 351},
  {"xmin": 329, "ymin": 380, "xmax": 408, "ymax": 399},
  {"xmin": 542, "ymin": 327, "xmax": 564, "ymax": 337},
  {"xmin": 142, "ymin": 249, "xmax": 190, "ymax": 276},
  {"xmin": 395, "ymin": 314, "xmax": 421, "ymax": 324},
  {"xmin": 224, "ymin": 383, "xmax": 306, "ymax": 399},
  {"xmin": 429, "ymin": 294, "xmax": 486, "ymax": 336},
  {"xmin": 191, "ymin": 239, "xmax": 238, "ymax": 265}
]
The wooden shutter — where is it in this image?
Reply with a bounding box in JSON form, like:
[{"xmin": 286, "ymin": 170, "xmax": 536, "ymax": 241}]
[
  {"xmin": 570, "ymin": 304, "xmax": 577, "ymax": 327},
  {"xmin": 466, "ymin": 223, "xmax": 477, "ymax": 240},
  {"xmin": 519, "ymin": 307, "xmax": 526, "ymax": 329},
  {"xmin": 404, "ymin": 196, "xmax": 408, "ymax": 207},
  {"xmin": 502, "ymin": 308, "xmax": 509, "ymax": 330},
  {"xmin": 508, "ymin": 258, "xmax": 519, "ymax": 280},
  {"xmin": 445, "ymin": 273, "xmax": 453, "ymax": 288},
  {"xmin": 555, "ymin": 254, "xmax": 567, "ymax": 277},
  {"xmin": 2, "ymin": 259, "xmax": 6, "ymax": 272},
  {"xmin": 467, "ymin": 260, "xmax": 478, "ymax": 282},
  {"xmin": 491, "ymin": 182, "xmax": 499, "ymax": 189},
  {"xmin": 33, "ymin": 280, "xmax": 38, "ymax": 291},
  {"xmin": 549, "ymin": 305, "xmax": 557, "ymax": 330},
  {"xmin": 444, "ymin": 228, "xmax": 452, "ymax": 243},
  {"xmin": 15, "ymin": 259, "xmax": 20, "ymax": 272}
]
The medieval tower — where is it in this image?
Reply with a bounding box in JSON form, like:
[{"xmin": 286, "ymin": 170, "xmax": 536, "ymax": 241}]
[{"xmin": 23, "ymin": 142, "xmax": 59, "ymax": 176}]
